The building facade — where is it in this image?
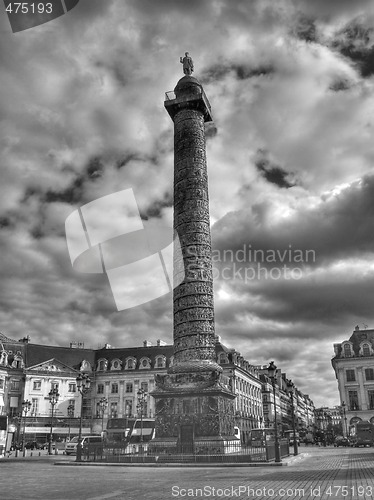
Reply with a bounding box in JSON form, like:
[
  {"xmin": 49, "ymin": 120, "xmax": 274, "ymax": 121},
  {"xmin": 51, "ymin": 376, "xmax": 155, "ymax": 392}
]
[
  {"xmin": 258, "ymin": 365, "xmax": 315, "ymax": 437},
  {"xmin": 0, "ymin": 333, "xmax": 265, "ymax": 445},
  {"xmin": 332, "ymin": 326, "xmax": 374, "ymax": 434}
]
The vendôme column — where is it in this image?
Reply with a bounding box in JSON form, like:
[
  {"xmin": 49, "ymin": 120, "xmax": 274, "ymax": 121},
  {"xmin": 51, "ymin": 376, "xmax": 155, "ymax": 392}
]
[{"xmin": 151, "ymin": 54, "xmax": 237, "ymax": 456}]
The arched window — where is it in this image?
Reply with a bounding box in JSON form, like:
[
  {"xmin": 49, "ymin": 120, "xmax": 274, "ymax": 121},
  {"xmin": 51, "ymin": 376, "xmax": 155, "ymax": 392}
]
[
  {"xmin": 218, "ymin": 352, "xmax": 228, "ymax": 364},
  {"xmin": 125, "ymin": 357, "xmax": 136, "ymax": 370},
  {"xmin": 362, "ymin": 344, "xmax": 371, "ymax": 357},
  {"xmin": 110, "ymin": 359, "xmax": 122, "ymax": 371},
  {"xmin": 155, "ymin": 356, "xmax": 166, "ymax": 368},
  {"xmin": 97, "ymin": 359, "xmax": 107, "ymax": 371},
  {"xmin": 343, "ymin": 344, "xmax": 352, "ymax": 357},
  {"xmin": 139, "ymin": 357, "xmax": 151, "ymax": 369}
]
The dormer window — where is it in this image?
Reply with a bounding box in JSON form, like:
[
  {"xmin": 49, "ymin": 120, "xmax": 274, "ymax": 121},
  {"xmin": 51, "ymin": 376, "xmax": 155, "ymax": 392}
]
[
  {"xmin": 139, "ymin": 357, "xmax": 151, "ymax": 369},
  {"xmin": 125, "ymin": 357, "xmax": 136, "ymax": 370},
  {"xmin": 97, "ymin": 359, "xmax": 107, "ymax": 371},
  {"xmin": 155, "ymin": 356, "xmax": 166, "ymax": 369},
  {"xmin": 363, "ymin": 344, "xmax": 371, "ymax": 356},
  {"xmin": 361, "ymin": 343, "xmax": 371, "ymax": 357},
  {"xmin": 343, "ymin": 343, "xmax": 352, "ymax": 357},
  {"xmin": 110, "ymin": 359, "xmax": 122, "ymax": 371},
  {"xmin": 218, "ymin": 352, "xmax": 228, "ymax": 364},
  {"xmin": 346, "ymin": 369, "xmax": 356, "ymax": 382}
]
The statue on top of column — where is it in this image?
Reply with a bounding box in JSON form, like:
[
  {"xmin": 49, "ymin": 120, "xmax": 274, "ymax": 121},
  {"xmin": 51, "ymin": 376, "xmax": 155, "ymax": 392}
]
[{"xmin": 180, "ymin": 52, "xmax": 194, "ymax": 75}]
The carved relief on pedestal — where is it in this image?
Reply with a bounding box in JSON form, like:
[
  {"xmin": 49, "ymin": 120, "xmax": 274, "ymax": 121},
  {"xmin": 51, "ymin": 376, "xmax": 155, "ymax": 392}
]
[{"xmin": 218, "ymin": 398, "xmax": 236, "ymax": 435}]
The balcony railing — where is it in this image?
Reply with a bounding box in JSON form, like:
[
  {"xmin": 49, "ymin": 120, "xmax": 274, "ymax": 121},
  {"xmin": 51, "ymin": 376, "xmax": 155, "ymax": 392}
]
[{"xmin": 164, "ymin": 87, "xmax": 212, "ymax": 113}]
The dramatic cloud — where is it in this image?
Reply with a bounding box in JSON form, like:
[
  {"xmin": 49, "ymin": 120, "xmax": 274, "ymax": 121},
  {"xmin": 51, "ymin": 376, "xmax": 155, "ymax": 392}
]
[{"xmin": 1, "ymin": 0, "xmax": 374, "ymax": 407}]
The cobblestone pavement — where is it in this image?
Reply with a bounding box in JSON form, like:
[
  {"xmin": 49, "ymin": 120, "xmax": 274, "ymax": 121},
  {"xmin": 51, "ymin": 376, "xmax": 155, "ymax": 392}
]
[{"xmin": 1, "ymin": 446, "xmax": 374, "ymax": 500}]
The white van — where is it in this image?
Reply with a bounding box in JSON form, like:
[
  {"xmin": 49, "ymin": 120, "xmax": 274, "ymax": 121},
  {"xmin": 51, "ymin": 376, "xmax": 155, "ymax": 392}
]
[{"xmin": 65, "ymin": 435, "xmax": 102, "ymax": 455}]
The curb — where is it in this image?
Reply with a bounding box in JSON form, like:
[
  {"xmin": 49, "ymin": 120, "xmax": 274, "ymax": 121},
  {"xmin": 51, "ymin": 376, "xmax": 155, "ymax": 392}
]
[{"xmin": 55, "ymin": 460, "xmax": 289, "ymax": 468}]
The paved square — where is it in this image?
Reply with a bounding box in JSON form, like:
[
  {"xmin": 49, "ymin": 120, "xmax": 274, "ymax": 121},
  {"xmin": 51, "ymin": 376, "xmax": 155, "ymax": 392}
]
[{"xmin": 1, "ymin": 446, "xmax": 374, "ymax": 500}]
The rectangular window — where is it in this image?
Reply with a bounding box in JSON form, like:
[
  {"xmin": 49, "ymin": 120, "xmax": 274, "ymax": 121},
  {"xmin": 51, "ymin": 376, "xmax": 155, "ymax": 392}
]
[
  {"xmin": 346, "ymin": 370, "xmax": 356, "ymax": 382},
  {"xmin": 10, "ymin": 380, "xmax": 20, "ymax": 391},
  {"xmin": 0, "ymin": 379, "xmax": 4, "ymax": 389},
  {"xmin": 124, "ymin": 400, "xmax": 132, "ymax": 416},
  {"xmin": 51, "ymin": 382, "xmax": 59, "ymax": 391},
  {"xmin": 125, "ymin": 383, "xmax": 133, "ymax": 393},
  {"xmin": 97, "ymin": 384, "xmax": 104, "ymax": 394},
  {"xmin": 348, "ymin": 390, "xmax": 359, "ymax": 411},
  {"xmin": 68, "ymin": 383, "xmax": 76, "ymax": 392},
  {"xmin": 32, "ymin": 380, "xmax": 41, "ymax": 391},
  {"xmin": 368, "ymin": 390, "xmax": 374, "ymax": 410},
  {"xmin": 31, "ymin": 398, "xmax": 38, "ymax": 415},
  {"xmin": 111, "ymin": 383, "xmax": 118, "ymax": 394},
  {"xmin": 110, "ymin": 402, "xmax": 118, "ymax": 418},
  {"xmin": 140, "ymin": 382, "xmax": 148, "ymax": 392},
  {"xmin": 365, "ymin": 369, "xmax": 374, "ymax": 381}
]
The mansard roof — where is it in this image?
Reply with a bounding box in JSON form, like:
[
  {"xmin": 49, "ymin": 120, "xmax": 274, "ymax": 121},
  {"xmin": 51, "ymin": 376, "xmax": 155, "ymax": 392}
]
[
  {"xmin": 333, "ymin": 328, "xmax": 374, "ymax": 358},
  {"xmin": 94, "ymin": 344, "xmax": 174, "ymax": 365},
  {"xmin": 0, "ymin": 331, "xmax": 20, "ymax": 343},
  {"xmin": 25, "ymin": 343, "xmax": 96, "ymax": 371}
]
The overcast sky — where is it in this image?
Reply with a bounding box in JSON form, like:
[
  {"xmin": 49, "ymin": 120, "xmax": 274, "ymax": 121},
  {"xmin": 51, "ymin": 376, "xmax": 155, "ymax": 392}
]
[{"xmin": 1, "ymin": 0, "xmax": 374, "ymax": 408}]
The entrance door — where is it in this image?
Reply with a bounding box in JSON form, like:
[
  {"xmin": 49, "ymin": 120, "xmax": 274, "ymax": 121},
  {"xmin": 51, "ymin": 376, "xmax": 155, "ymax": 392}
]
[{"xmin": 179, "ymin": 425, "xmax": 194, "ymax": 454}]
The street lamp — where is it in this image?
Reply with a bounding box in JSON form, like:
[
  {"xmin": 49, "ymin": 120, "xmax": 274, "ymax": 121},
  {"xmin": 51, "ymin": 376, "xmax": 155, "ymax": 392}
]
[
  {"xmin": 67, "ymin": 403, "xmax": 74, "ymax": 442},
  {"xmin": 98, "ymin": 397, "xmax": 108, "ymax": 432},
  {"xmin": 341, "ymin": 402, "xmax": 348, "ymax": 437},
  {"xmin": 21, "ymin": 400, "xmax": 32, "ymax": 453},
  {"xmin": 76, "ymin": 373, "xmax": 91, "ymax": 462},
  {"xmin": 137, "ymin": 388, "xmax": 147, "ymax": 451},
  {"xmin": 48, "ymin": 387, "xmax": 60, "ymax": 455},
  {"xmin": 287, "ymin": 379, "xmax": 298, "ymax": 456},
  {"xmin": 268, "ymin": 361, "xmax": 281, "ymax": 463}
]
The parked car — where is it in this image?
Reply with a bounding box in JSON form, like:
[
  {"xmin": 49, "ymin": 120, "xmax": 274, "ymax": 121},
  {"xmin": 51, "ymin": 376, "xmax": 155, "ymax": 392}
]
[
  {"xmin": 41, "ymin": 441, "xmax": 56, "ymax": 450},
  {"xmin": 25, "ymin": 441, "xmax": 44, "ymax": 450},
  {"xmin": 334, "ymin": 436, "xmax": 351, "ymax": 447},
  {"xmin": 65, "ymin": 435, "xmax": 102, "ymax": 455}
]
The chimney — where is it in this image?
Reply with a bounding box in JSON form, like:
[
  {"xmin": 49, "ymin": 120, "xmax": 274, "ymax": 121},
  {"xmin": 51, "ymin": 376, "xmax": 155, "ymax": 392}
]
[{"xmin": 70, "ymin": 341, "xmax": 85, "ymax": 349}]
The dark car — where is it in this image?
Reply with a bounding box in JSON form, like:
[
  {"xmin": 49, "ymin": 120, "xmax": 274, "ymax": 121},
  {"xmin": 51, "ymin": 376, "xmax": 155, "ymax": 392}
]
[
  {"xmin": 334, "ymin": 437, "xmax": 350, "ymax": 447},
  {"xmin": 25, "ymin": 441, "xmax": 44, "ymax": 450}
]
